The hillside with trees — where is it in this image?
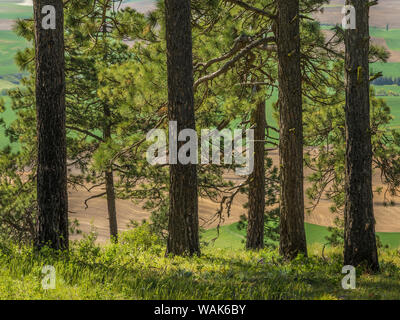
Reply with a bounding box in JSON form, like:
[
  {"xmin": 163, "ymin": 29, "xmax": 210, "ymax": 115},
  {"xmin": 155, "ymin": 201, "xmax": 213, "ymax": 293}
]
[{"xmin": 0, "ymin": 0, "xmax": 400, "ymax": 302}]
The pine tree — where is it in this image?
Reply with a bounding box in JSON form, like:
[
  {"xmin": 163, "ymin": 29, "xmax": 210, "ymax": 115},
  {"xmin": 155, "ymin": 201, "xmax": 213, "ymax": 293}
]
[
  {"xmin": 246, "ymin": 85, "xmax": 266, "ymax": 250},
  {"xmin": 165, "ymin": 0, "xmax": 200, "ymax": 256},
  {"xmin": 343, "ymin": 0, "xmax": 379, "ymax": 271},
  {"xmin": 277, "ymin": 0, "xmax": 307, "ymax": 260},
  {"xmin": 33, "ymin": 0, "xmax": 68, "ymax": 250}
]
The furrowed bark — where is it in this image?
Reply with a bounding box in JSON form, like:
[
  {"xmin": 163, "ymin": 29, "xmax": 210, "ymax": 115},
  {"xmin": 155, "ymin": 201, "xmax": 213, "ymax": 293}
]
[
  {"xmin": 165, "ymin": 0, "xmax": 200, "ymax": 256},
  {"xmin": 344, "ymin": 0, "xmax": 379, "ymax": 272},
  {"xmin": 277, "ymin": 0, "xmax": 307, "ymax": 260},
  {"xmin": 34, "ymin": 0, "xmax": 68, "ymax": 250},
  {"xmin": 246, "ymin": 86, "xmax": 266, "ymax": 250}
]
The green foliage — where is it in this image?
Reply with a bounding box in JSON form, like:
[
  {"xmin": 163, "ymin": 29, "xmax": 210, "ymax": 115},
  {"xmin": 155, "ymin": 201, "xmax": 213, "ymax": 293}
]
[
  {"xmin": 119, "ymin": 222, "xmax": 163, "ymax": 253},
  {"xmin": 236, "ymin": 209, "xmax": 280, "ymax": 249},
  {"xmin": 204, "ymin": 222, "xmax": 400, "ymax": 250}
]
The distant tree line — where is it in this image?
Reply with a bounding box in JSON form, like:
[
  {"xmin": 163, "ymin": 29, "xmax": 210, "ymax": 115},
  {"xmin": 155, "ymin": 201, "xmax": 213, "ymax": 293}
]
[{"xmin": 372, "ymin": 76, "xmax": 400, "ymax": 86}]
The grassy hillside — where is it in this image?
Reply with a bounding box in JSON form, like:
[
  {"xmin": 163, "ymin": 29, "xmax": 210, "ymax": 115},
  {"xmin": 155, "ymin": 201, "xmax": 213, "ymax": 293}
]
[
  {"xmin": 1, "ymin": 226, "xmax": 400, "ymax": 300},
  {"xmin": 371, "ymin": 62, "xmax": 400, "ymax": 79},
  {"xmin": 0, "ymin": 30, "xmax": 27, "ymax": 75},
  {"xmin": 203, "ymin": 222, "xmax": 400, "ymax": 249}
]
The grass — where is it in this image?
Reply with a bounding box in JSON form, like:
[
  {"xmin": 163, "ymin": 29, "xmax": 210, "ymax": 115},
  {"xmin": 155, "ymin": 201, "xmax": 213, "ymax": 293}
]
[
  {"xmin": 0, "ymin": 30, "xmax": 27, "ymax": 75},
  {"xmin": 371, "ymin": 62, "xmax": 400, "ymax": 79},
  {"xmin": 203, "ymin": 222, "xmax": 400, "ymax": 250},
  {"xmin": 0, "ymin": 95, "xmax": 17, "ymax": 149},
  {"xmin": 375, "ymin": 86, "xmax": 400, "ymax": 129},
  {"xmin": 1, "ymin": 225, "xmax": 400, "ymax": 300},
  {"xmin": 0, "ymin": 79, "xmax": 16, "ymax": 91},
  {"xmin": 265, "ymin": 86, "xmax": 400, "ymax": 131}
]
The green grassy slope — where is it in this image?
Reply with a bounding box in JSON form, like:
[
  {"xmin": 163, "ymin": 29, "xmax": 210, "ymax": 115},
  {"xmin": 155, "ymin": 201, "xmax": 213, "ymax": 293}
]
[
  {"xmin": 0, "ymin": 95, "xmax": 16, "ymax": 148},
  {"xmin": 203, "ymin": 222, "xmax": 400, "ymax": 249},
  {"xmin": 0, "ymin": 30, "xmax": 27, "ymax": 75},
  {"xmin": 2, "ymin": 227, "xmax": 400, "ymax": 300},
  {"xmin": 371, "ymin": 62, "xmax": 400, "ymax": 79}
]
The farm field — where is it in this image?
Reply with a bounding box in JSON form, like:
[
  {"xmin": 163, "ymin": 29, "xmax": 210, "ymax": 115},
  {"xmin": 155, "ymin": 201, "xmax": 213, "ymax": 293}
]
[
  {"xmin": 203, "ymin": 222, "xmax": 400, "ymax": 250},
  {"xmin": 0, "ymin": 31, "xmax": 27, "ymax": 75},
  {"xmin": 315, "ymin": 0, "xmax": 400, "ymax": 29},
  {"xmin": 371, "ymin": 62, "xmax": 400, "ymax": 79},
  {"xmin": 0, "ymin": 1, "xmax": 31, "ymax": 20}
]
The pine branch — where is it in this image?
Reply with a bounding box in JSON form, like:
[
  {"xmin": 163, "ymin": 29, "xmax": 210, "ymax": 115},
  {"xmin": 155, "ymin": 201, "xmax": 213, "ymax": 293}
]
[{"xmin": 224, "ymin": 0, "xmax": 277, "ymax": 20}]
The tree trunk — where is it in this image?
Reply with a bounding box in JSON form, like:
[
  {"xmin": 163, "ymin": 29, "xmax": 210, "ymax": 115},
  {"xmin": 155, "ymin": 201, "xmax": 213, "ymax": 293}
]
[
  {"xmin": 105, "ymin": 169, "xmax": 118, "ymax": 242},
  {"xmin": 276, "ymin": 0, "xmax": 307, "ymax": 260},
  {"xmin": 34, "ymin": 0, "xmax": 68, "ymax": 250},
  {"xmin": 246, "ymin": 86, "xmax": 266, "ymax": 250},
  {"xmin": 103, "ymin": 103, "xmax": 118, "ymax": 242},
  {"xmin": 165, "ymin": 0, "xmax": 200, "ymax": 256},
  {"xmin": 344, "ymin": 0, "xmax": 379, "ymax": 272}
]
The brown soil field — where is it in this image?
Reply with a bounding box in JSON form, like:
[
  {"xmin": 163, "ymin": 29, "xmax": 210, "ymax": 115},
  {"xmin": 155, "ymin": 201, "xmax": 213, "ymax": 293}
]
[
  {"xmin": 322, "ymin": 29, "xmax": 400, "ymax": 63},
  {"xmin": 0, "ymin": 19, "xmax": 14, "ymax": 31},
  {"xmin": 69, "ymin": 149, "xmax": 400, "ymax": 242}
]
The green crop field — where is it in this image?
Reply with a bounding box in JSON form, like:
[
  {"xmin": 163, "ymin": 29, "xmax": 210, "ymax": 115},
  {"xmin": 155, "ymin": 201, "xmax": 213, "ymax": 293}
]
[
  {"xmin": 0, "ymin": 95, "xmax": 16, "ymax": 148},
  {"xmin": 371, "ymin": 62, "xmax": 400, "ymax": 79},
  {"xmin": 370, "ymin": 27, "xmax": 400, "ymax": 51},
  {"xmin": 0, "ymin": 30, "xmax": 27, "ymax": 75},
  {"xmin": 0, "ymin": 1, "xmax": 32, "ymax": 20},
  {"xmin": 381, "ymin": 96, "xmax": 400, "ymax": 128},
  {"xmin": 203, "ymin": 222, "xmax": 400, "ymax": 249}
]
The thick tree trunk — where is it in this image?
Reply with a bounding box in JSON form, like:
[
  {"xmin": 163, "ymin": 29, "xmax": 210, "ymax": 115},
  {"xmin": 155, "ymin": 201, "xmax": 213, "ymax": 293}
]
[
  {"xmin": 34, "ymin": 0, "xmax": 68, "ymax": 250},
  {"xmin": 165, "ymin": 0, "xmax": 200, "ymax": 256},
  {"xmin": 344, "ymin": 0, "xmax": 379, "ymax": 272},
  {"xmin": 276, "ymin": 0, "xmax": 307, "ymax": 260},
  {"xmin": 246, "ymin": 86, "xmax": 266, "ymax": 250}
]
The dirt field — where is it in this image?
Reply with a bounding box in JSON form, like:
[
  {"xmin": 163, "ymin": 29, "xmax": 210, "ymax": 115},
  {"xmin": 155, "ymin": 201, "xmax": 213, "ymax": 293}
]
[
  {"xmin": 69, "ymin": 149, "xmax": 400, "ymax": 242},
  {"xmin": 314, "ymin": 0, "xmax": 400, "ymax": 29},
  {"xmin": 0, "ymin": 19, "xmax": 14, "ymax": 30}
]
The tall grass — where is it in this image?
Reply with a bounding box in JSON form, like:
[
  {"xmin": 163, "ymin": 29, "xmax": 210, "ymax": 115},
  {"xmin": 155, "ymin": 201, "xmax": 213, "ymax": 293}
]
[{"xmin": 1, "ymin": 225, "xmax": 400, "ymax": 300}]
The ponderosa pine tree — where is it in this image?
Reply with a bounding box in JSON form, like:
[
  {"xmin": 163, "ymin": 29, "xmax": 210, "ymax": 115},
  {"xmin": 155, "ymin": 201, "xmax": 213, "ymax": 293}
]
[
  {"xmin": 246, "ymin": 85, "xmax": 266, "ymax": 250},
  {"xmin": 277, "ymin": 0, "xmax": 307, "ymax": 259},
  {"xmin": 165, "ymin": 0, "xmax": 200, "ymax": 256},
  {"xmin": 34, "ymin": 0, "xmax": 68, "ymax": 250},
  {"xmin": 343, "ymin": 0, "xmax": 379, "ymax": 271}
]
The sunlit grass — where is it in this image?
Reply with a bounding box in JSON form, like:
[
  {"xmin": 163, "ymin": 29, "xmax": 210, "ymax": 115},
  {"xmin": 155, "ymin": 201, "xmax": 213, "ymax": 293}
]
[{"xmin": 0, "ymin": 227, "xmax": 399, "ymax": 300}]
